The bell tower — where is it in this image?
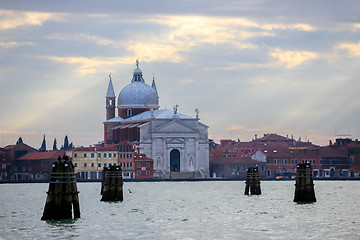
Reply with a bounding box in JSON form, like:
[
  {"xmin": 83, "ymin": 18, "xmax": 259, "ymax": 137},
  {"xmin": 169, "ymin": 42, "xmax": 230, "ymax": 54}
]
[{"xmin": 106, "ymin": 73, "xmax": 116, "ymax": 120}]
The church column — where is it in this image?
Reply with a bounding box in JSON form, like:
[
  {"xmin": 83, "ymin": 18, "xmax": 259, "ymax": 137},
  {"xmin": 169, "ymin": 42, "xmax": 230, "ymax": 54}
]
[
  {"xmin": 195, "ymin": 137, "xmax": 200, "ymax": 170},
  {"xmin": 151, "ymin": 137, "xmax": 157, "ymax": 171},
  {"xmin": 163, "ymin": 137, "xmax": 168, "ymax": 171}
]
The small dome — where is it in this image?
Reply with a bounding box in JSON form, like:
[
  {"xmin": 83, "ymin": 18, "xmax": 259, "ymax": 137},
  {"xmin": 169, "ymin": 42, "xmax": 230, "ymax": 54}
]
[{"xmin": 118, "ymin": 82, "xmax": 159, "ymax": 108}]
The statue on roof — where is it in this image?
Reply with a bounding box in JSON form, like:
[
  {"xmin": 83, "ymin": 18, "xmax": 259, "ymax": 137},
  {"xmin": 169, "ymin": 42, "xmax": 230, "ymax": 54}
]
[{"xmin": 173, "ymin": 104, "xmax": 179, "ymax": 115}]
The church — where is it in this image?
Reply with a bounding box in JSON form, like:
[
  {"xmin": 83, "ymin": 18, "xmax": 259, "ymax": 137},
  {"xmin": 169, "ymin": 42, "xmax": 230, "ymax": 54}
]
[{"xmin": 103, "ymin": 61, "xmax": 210, "ymax": 178}]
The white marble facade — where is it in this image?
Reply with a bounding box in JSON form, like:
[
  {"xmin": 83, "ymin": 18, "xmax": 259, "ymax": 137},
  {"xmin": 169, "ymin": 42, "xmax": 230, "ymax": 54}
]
[{"xmin": 139, "ymin": 112, "xmax": 209, "ymax": 177}]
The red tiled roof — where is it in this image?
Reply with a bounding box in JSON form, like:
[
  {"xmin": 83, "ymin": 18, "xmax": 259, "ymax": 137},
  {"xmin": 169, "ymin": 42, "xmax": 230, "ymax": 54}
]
[
  {"xmin": 17, "ymin": 150, "xmax": 66, "ymax": 160},
  {"xmin": 134, "ymin": 153, "xmax": 152, "ymax": 161},
  {"xmin": 3, "ymin": 142, "xmax": 37, "ymax": 151}
]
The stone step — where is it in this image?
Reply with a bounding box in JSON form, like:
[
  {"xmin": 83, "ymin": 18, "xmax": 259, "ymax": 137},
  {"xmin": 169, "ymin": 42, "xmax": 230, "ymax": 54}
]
[{"xmin": 155, "ymin": 171, "xmax": 204, "ymax": 179}]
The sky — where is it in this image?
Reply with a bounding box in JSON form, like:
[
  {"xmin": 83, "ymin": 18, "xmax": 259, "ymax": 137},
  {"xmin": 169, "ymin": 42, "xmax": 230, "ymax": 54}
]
[{"xmin": 0, "ymin": 0, "xmax": 359, "ymax": 149}]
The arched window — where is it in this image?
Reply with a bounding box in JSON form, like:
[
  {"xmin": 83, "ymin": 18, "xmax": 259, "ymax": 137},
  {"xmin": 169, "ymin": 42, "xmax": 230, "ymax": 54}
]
[{"xmin": 127, "ymin": 109, "xmax": 132, "ymax": 117}]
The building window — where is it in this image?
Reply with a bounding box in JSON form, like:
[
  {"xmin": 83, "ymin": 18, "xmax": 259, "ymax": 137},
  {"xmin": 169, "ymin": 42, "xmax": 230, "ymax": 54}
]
[
  {"xmin": 146, "ymin": 163, "xmax": 150, "ymax": 168},
  {"xmin": 127, "ymin": 109, "xmax": 132, "ymax": 117},
  {"xmin": 130, "ymin": 163, "xmax": 132, "ymax": 167},
  {"xmin": 127, "ymin": 162, "xmax": 129, "ymax": 167},
  {"xmin": 127, "ymin": 154, "xmax": 129, "ymax": 158},
  {"xmin": 84, "ymin": 153, "xmax": 87, "ymax": 158},
  {"xmin": 104, "ymin": 153, "xmax": 107, "ymax": 158},
  {"xmin": 2, "ymin": 163, "xmax": 6, "ymax": 169},
  {"xmin": 146, "ymin": 171, "xmax": 150, "ymax": 175},
  {"xmin": 74, "ymin": 153, "xmax": 77, "ymax": 158},
  {"xmin": 91, "ymin": 163, "xmax": 94, "ymax": 167},
  {"xmin": 120, "ymin": 163, "xmax": 122, "ymax": 167},
  {"xmin": 104, "ymin": 163, "xmax": 107, "ymax": 167},
  {"xmin": 130, "ymin": 154, "xmax": 132, "ymax": 158},
  {"xmin": 98, "ymin": 153, "xmax": 101, "ymax": 158},
  {"xmin": 91, "ymin": 153, "xmax": 94, "ymax": 158},
  {"xmin": 137, "ymin": 163, "xmax": 141, "ymax": 168},
  {"xmin": 98, "ymin": 163, "xmax": 101, "ymax": 168},
  {"xmin": 350, "ymin": 157, "xmax": 354, "ymax": 164},
  {"xmin": 113, "ymin": 153, "xmax": 117, "ymax": 158},
  {"xmin": 84, "ymin": 163, "xmax": 87, "ymax": 167},
  {"xmin": 137, "ymin": 171, "xmax": 141, "ymax": 175},
  {"xmin": 274, "ymin": 160, "xmax": 277, "ymax": 164},
  {"xmin": 74, "ymin": 163, "xmax": 77, "ymax": 167}
]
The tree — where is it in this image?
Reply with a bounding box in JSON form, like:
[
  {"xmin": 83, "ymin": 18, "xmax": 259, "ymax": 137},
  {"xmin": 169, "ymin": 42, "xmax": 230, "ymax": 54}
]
[
  {"xmin": 61, "ymin": 135, "xmax": 73, "ymax": 150},
  {"xmin": 16, "ymin": 137, "xmax": 23, "ymax": 145},
  {"xmin": 53, "ymin": 138, "xmax": 57, "ymax": 151},
  {"xmin": 39, "ymin": 135, "xmax": 46, "ymax": 152}
]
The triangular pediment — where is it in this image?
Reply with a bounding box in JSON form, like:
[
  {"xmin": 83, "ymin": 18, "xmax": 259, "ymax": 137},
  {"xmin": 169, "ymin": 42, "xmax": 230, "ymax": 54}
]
[
  {"xmin": 152, "ymin": 119, "xmax": 198, "ymax": 133},
  {"xmin": 166, "ymin": 137, "xmax": 185, "ymax": 144}
]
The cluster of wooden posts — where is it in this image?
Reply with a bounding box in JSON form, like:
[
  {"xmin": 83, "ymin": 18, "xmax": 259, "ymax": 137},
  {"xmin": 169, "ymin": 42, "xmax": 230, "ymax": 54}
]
[
  {"xmin": 244, "ymin": 164, "xmax": 317, "ymax": 203},
  {"xmin": 41, "ymin": 156, "xmax": 316, "ymax": 220},
  {"xmin": 41, "ymin": 155, "xmax": 124, "ymax": 220}
]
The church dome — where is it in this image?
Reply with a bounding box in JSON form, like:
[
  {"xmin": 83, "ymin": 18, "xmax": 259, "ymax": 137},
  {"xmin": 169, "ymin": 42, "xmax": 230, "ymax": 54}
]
[{"xmin": 117, "ymin": 61, "xmax": 159, "ymax": 109}]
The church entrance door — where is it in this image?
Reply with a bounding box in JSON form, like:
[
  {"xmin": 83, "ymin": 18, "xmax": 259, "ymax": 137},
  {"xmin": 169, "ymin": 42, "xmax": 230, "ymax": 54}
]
[{"xmin": 170, "ymin": 149, "xmax": 180, "ymax": 172}]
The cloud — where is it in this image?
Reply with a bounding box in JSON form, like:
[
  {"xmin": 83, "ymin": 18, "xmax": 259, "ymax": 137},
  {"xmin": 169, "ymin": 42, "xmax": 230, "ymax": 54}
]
[
  {"xmin": 249, "ymin": 78, "xmax": 269, "ymax": 84},
  {"xmin": 336, "ymin": 42, "xmax": 360, "ymax": 57},
  {"xmin": 0, "ymin": 41, "xmax": 34, "ymax": 48},
  {"xmin": 178, "ymin": 79, "xmax": 194, "ymax": 83},
  {"xmin": 269, "ymin": 48, "xmax": 318, "ymax": 68},
  {"xmin": 47, "ymin": 34, "xmax": 118, "ymax": 47},
  {"xmin": 229, "ymin": 125, "xmax": 245, "ymax": 130},
  {"xmin": 127, "ymin": 41, "xmax": 184, "ymax": 63},
  {"xmin": 49, "ymin": 56, "xmax": 134, "ymax": 76},
  {"xmin": 0, "ymin": 10, "xmax": 65, "ymax": 29},
  {"xmin": 0, "ymin": 130, "xmax": 37, "ymax": 135}
]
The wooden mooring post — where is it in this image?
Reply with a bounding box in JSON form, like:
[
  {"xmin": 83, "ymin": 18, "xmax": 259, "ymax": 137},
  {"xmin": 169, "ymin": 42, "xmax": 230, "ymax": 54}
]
[
  {"xmin": 101, "ymin": 165, "xmax": 123, "ymax": 202},
  {"xmin": 294, "ymin": 163, "xmax": 316, "ymax": 203},
  {"xmin": 244, "ymin": 166, "xmax": 261, "ymax": 195},
  {"xmin": 41, "ymin": 155, "xmax": 80, "ymax": 220}
]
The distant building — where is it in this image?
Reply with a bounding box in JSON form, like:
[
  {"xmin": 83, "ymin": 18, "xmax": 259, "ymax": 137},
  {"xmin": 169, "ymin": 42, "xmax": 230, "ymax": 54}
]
[
  {"xmin": 117, "ymin": 142, "xmax": 136, "ymax": 179},
  {"xmin": 134, "ymin": 153, "xmax": 154, "ymax": 179},
  {"xmin": 68, "ymin": 146, "xmax": 119, "ymax": 179},
  {"xmin": 0, "ymin": 148, "xmax": 11, "ymax": 180},
  {"xmin": 212, "ymin": 134, "xmax": 360, "ymax": 179},
  {"xmin": 13, "ymin": 150, "xmax": 65, "ymax": 180}
]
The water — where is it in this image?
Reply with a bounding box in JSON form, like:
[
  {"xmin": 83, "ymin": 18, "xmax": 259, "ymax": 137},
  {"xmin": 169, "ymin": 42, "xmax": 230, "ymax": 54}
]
[{"xmin": 0, "ymin": 181, "xmax": 359, "ymax": 240}]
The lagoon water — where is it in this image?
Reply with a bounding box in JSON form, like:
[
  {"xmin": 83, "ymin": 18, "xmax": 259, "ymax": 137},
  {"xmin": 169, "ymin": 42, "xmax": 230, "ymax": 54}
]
[{"xmin": 0, "ymin": 181, "xmax": 359, "ymax": 240}]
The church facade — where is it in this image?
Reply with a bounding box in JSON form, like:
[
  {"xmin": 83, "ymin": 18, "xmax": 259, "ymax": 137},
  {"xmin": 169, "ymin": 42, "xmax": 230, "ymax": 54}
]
[{"xmin": 103, "ymin": 61, "xmax": 209, "ymax": 178}]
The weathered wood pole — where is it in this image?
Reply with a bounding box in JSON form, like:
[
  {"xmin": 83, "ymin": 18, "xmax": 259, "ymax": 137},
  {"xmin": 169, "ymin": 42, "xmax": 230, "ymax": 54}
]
[
  {"xmin": 101, "ymin": 165, "xmax": 123, "ymax": 201},
  {"xmin": 244, "ymin": 166, "xmax": 261, "ymax": 195},
  {"xmin": 294, "ymin": 163, "xmax": 316, "ymax": 203},
  {"xmin": 41, "ymin": 155, "xmax": 80, "ymax": 220}
]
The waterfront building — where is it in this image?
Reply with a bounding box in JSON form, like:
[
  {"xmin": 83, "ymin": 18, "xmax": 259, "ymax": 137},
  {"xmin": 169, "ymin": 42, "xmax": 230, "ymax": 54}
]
[
  {"xmin": 212, "ymin": 134, "xmax": 360, "ymax": 179},
  {"xmin": 12, "ymin": 150, "xmax": 65, "ymax": 180},
  {"xmin": 134, "ymin": 153, "xmax": 154, "ymax": 179},
  {"xmin": 117, "ymin": 142, "xmax": 135, "ymax": 179},
  {"xmin": 0, "ymin": 148, "xmax": 11, "ymax": 180},
  {"xmin": 103, "ymin": 61, "xmax": 209, "ymax": 178},
  {"xmin": 68, "ymin": 146, "xmax": 119, "ymax": 179}
]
